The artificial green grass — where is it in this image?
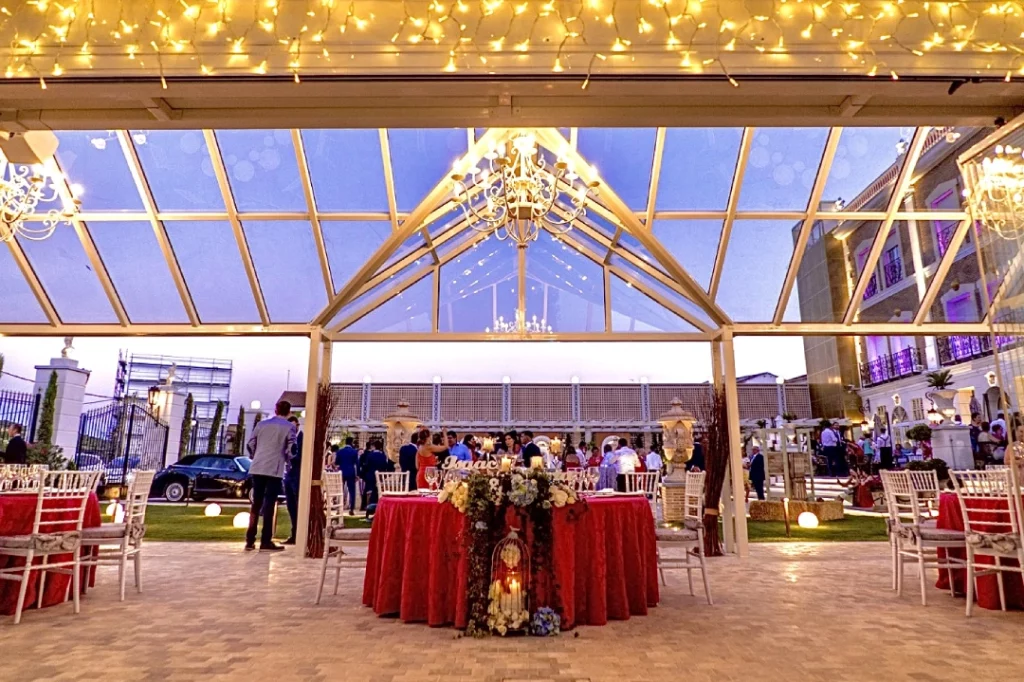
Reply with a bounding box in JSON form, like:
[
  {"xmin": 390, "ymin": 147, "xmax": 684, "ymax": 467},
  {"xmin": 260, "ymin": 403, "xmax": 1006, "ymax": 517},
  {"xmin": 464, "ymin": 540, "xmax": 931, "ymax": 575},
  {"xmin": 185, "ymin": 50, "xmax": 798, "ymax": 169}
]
[
  {"xmin": 133, "ymin": 504, "xmax": 885, "ymax": 543},
  {"xmin": 137, "ymin": 504, "xmax": 371, "ymax": 542}
]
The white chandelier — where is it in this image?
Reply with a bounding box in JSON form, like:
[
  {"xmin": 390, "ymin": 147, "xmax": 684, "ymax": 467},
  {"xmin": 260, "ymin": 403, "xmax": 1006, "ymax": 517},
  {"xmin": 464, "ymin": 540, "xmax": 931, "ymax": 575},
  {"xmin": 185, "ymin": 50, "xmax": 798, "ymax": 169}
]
[
  {"xmin": 451, "ymin": 132, "xmax": 599, "ymax": 247},
  {"xmin": 486, "ymin": 310, "xmax": 552, "ymax": 335},
  {"xmin": 963, "ymin": 143, "xmax": 1024, "ymax": 241},
  {"xmin": 0, "ymin": 159, "xmax": 77, "ymax": 243}
]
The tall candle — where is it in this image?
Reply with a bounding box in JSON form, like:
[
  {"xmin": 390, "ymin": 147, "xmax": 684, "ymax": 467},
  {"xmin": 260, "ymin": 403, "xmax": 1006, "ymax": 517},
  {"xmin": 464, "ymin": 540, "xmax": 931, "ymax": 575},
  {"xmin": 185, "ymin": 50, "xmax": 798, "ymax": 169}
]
[
  {"xmin": 530, "ymin": 456, "xmax": 543, "ymax": 470},
  {"xmin": 500, "ymin": 456, "xmax": 512, "ymax": 473}
]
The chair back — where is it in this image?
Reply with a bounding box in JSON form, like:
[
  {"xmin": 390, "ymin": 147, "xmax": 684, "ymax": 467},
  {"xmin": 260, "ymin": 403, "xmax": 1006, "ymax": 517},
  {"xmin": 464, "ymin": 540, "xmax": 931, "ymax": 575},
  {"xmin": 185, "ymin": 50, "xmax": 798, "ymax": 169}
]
[
  {"xmin": 322, "ymin": 472, "xmax": 345, "ymax": 529},
  {"xmin": 906, "ymin": 469, "xmax": 941, "ymax": 517},
  {"xmin": 683, "ymin": 471, "xmax": 706, "ymax": 523},
  {"xmin": 0, "ymin": 464, "xmax": 49, "ymax": 492},
  {"xmin": 376, "ymin": 471, "xmax": 410, "ymax": 495},
  {"xmin": 880, "ymin": 470, "xmax": 927, "ymax": 533},
  {"xmin": 950, "ymin": 469, "xmax": 1024, "ymax": 554},
  {"xmin": 625, "ymin": 471, "xmax": 660, "ymax": 496},
  {"xmin": 27, "ymin": 470, "xmax": 102, "ymax": 539},
  {"xmin": 124, "ymin": 470, "xmax": 156, "ymax": 528}
]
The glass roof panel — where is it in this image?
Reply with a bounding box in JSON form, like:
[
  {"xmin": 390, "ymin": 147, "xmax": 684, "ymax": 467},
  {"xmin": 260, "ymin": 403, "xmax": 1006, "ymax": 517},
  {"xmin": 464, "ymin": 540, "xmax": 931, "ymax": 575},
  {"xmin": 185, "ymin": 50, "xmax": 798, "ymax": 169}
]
[
  {"xmin": 343, "ymin": 273, "xmax": 433, "ymax": 334},
  {"xmin": 717, "ymin": 220, "xmax": 798, "ymax": 321},
  {"xmin": 54, "ymin": 131, "xmax": 144, "ymax": 211},
  {"xmin": 388, "ymin": 129, "xmax": 468, "ymax": 212},
  {"xmin": 608, "ymin": 254, "xmax": 713, "ymax": 328},
  {"xmin": 333, "ymin": 259, "xmax": 427, "ymax": 328},
  {"xmin": 577, "ymin": 128, "xmax": 656, "ymax": 211},
  {"xmin": 609, "ymin": 273, "xmax": 698, "ymax": 333},
  {"xmin": 87, "ymin": 221, "xmax": 189, "ymax": 323},
  {"xmin": 617, "ymin": 232, "xmax": 667, "ymax": 274},
  {"xmin": 242, "ymin": 220, "xmax": 327, "ymax": 323},
  {"xmin": 301, "ymin": 129, "xmax": 388, "ymax": 212},
  {"xmin": 322, "ymin": 220, "xmax": 392, "ymax": 293},
  {"xmin": 131, "ymin": 130, "xmax": 224, "ymax": 212},
  {"xmin": 215, "ymin": 130, "xmax": 304, "ymax": 212},
  {"xmin": 652, "ymin": 220, "xmax": 724, "ymax": 292},
  {"xmin": 17, "ymin": 228, "xmax": 117, "ymax": 323},
  {"xmin": 163, "ymin": 220, "xmax": 261, "ymax": 323},
  {"xmin": 382, "ymin": 230, "xmax": 427, "ymax": 271},
  {"xmin": 436, "ymin": 226, "xmax": 483, "ymax": 263},
  {"xmin": 0, "ymin": 246, "xmax": 48, "ymax": 323},
  {"xmin": 854, "ymin": 220, "xmax": 918, "ymax": 324},
  {"xmin": 577, "ymin": 205, "xmax": 618, "ymax": 240},
  {"xmin": 439, "ymin": 237, "xmax": 518, "ymax": 333},
  {"xmin": 738, "ymin": 128, "xmax": 829, "ymax": 211},
  {"xmin": 426, "ymin": 204, "xmax": 466, "ymax": 238},
  {"xmin": 525, "ymin": 231, "xmax": 604, "ymax": 333},
  {"xmin": 821, "ymin": 128, "xmax": 911, "ymax": 210},
  {"xmin": 561, "ymin": 227, "xmax": 607, "ymax": 258},
  {"xmin": 657, "ymin": 128, "xmax": 743, "ymax": 210}
]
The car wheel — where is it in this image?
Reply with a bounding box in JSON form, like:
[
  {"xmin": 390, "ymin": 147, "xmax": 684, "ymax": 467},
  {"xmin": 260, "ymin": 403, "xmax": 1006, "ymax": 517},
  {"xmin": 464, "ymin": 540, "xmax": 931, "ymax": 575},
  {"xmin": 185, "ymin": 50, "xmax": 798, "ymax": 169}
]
[{"xmin": 163, "ymin": 480, "xmax": 187, "ymax": 503}]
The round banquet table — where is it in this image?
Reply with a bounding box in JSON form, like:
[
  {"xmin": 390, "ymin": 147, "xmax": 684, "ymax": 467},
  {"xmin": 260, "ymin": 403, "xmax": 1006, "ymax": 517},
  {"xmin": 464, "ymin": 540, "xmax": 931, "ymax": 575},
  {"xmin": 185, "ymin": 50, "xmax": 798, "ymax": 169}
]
[
  {"xmin": 362, "ymin": 494, "xmax": 659, "ymax": 629},
  {"xmin": 0, "ymin": 492, "xmax": 102, "ymax": 616},
  {"xmin": 935, "ymin": 491, "xmax": 1024, "ymax": 610}
]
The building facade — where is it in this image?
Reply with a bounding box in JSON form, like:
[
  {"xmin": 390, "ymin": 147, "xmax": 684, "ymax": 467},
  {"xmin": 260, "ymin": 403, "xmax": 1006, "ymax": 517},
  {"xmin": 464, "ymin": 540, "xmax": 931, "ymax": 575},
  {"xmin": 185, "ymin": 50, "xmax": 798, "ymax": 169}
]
[{"xmin": 118, "ymin": 352, "xmax": 233, "ymax": 420}]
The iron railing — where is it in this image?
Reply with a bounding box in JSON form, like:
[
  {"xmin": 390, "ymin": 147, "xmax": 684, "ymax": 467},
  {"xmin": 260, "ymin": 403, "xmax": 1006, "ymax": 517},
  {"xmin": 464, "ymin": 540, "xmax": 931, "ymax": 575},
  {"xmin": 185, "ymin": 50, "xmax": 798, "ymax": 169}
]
[
  {"xmin": 863, "ymin": 274, "xmax": 879, "ymax": 300},
  {"xmin": 860, "ymin": 347, "xmax": 923, "ymax": 387},
  {"xmin": 936, "ymin": 221, "xmax": 957, "ymax": 256},
  {"xmin": 75, "ymin": 400, "xmax": 169, "ymax": 485},
  {"xmin": 936, "ymin": 335, "xmax": 992, "ymax": 365},
  {"xmin": 883, "ymin": 258, "xmax": 903, "ymax": 287},
  {"xmin": 0, "ymin": 389, "xmax": 41, "ymax": 450}
]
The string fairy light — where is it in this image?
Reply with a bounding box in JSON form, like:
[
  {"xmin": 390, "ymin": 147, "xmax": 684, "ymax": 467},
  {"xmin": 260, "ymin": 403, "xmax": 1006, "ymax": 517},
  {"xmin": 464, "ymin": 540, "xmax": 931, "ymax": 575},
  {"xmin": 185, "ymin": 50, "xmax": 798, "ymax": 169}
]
[{"xmin": 0, "ymin": 0, "xmax": 1020, "ymax": 90}]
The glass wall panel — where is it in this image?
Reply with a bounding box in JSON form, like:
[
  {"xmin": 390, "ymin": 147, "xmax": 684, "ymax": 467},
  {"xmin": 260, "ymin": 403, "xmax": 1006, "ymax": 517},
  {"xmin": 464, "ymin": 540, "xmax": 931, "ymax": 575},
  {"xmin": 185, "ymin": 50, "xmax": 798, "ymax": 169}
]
[
  {"xmin": 17, "ymin": 228, "xmax": 117, "ymax": 323},
  {"xmin": 656, "ymin": 128, "xmax": 742, "ymax": 210},
  {"xmin": 577, "ymin": 128, "xmax": 656, "ymax": 211},
  {"xmin": 243, "ymin": 220, "xmax": 327, "ymax": 322},
  {"xmin": 322, "ymin": 220, "xmax": 392, "ymax": 293},
  {"xmin": 439, "ymin": 237, "xmax": 518, "ymax": 333},
  {"xmin": 525, "ymin": 231, "xmax": 604, "ymax": 332},
  {"xmin": 163, "ymin": 220, "xmax": 261, "ymax": 323},
  {"xmin": 132, "ymin": 130, "xmax": 224, "ymax": 211},
  {"xmin": 88, "ymin": 221, "xmax": 189, "ymax": 323},
  {"xmin": 652, "ymin": 220, "xmax": 723, "ymax": 291},
  {"xmin": 215, "ymin": 130, "xmax": 305, "ymax": 212},
  {"xmin": 0, "ymin": 245, "xmax": 48, "ymax": 323},
  {"xmin": 344, "ymin": 273, "xmax": 433, "ymax": 333},
  {"xmin": 55, "ymin": 131, "xmax": 144, "ymax": 211},
  {"xmin": 738, "ymin": 128, "xmax": 829, "ymax": 211},
  {"xmin": 388, "ymin": 129, "xmax": 467, "ymax": 212},
  {"xmin": 609, "ymin": 273, "xmax": 697, "ymax": 332},
  {"xmin": 301, "ymin": 129, "xmax": 388, "ymax": 212},
  {"xmin": 609, "ymin": 253, "xmax": 714, "ymax": 328}
]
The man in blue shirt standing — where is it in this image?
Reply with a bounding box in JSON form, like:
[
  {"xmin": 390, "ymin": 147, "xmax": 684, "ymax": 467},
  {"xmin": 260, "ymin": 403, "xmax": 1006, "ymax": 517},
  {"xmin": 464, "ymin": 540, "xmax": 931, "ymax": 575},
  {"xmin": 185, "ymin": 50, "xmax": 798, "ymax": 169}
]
[
  {"xmin": 447, "ymin": 430, "xmax": 472, "ymax": 463},
  {"xmin": 335, "ymin": 437, "xmax": 359, "ymax": 515},
  {"xmin": 245, "ymin": 400, "xmax": 296, "ymax": 552}
]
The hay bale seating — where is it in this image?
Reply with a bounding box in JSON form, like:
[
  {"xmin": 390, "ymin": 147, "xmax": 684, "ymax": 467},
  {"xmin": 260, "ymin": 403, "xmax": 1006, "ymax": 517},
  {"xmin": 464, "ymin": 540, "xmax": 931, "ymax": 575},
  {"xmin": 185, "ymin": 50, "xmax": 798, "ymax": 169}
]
[{"xmin": 748, "ymin": 499, "xmax": 845, "ymax": 522}]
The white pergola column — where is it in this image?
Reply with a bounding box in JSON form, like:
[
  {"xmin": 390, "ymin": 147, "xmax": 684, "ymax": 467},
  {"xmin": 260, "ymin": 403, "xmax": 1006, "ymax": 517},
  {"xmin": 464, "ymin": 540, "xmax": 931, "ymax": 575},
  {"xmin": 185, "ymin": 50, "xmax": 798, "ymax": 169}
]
[
  {"xmin": 710, "ymin": 340, "xmax": 734, "ymax": 553},
  {"xmin": 296, "ymin": 329, "xmax": 332, "ymax": 557},
  {"xmin": 722, "ymin": 331, "xmax": 750, "ymax": 558}
]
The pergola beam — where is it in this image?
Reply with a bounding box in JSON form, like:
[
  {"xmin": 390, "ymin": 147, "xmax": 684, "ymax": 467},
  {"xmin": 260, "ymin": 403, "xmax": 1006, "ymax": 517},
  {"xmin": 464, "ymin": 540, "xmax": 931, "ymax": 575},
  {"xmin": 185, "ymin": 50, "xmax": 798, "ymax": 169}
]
[
  {"xmin": 773, "ymin": 127, "xmax": 843, "ymax": 324},
  {"xmin": 204, "ymin": 130, "xmax": 271, "ymax": 326},
  {"xmin": 379, "ymin": 129, "xmax": 400, "ymax": 233},
  {"xmin": 0, "ymin": 323, "xmax": 313, "ymax": 336},
  {"xmin": 313, "ymin": 128, "xmax": 507, "ymax": 326},
  {"xmin": 730, "ymin": 322, "xmax": 992, "ymax": 336},
  {"xmin": 913, "ymin": 219, "xmax": 972, "ymax": 325},
  {"xmin": 709, "ymin": 127, "xmax": 754, "ymax": 300},
  {"xmin": 118, "ymin": 131, "xmax": 200, "ymax": 326},
  {"xmin": 291, "ymin": 129, "xmax": 335, "ymax": 299},
  {"xmin": 842, "ymin": 127, "xmax": 929, "ymax": 325}
]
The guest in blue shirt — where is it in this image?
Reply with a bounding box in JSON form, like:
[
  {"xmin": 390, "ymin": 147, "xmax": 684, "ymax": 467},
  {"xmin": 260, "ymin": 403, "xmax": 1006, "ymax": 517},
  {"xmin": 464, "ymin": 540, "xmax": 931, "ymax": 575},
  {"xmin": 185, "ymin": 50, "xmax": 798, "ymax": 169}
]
[
  {"xmin": 335, "ymin": 437, "xmax": 360, "ymax": 515},
  {"xmin": 447, "ymin": 430, "xmax": 472, "ymax": 463}
]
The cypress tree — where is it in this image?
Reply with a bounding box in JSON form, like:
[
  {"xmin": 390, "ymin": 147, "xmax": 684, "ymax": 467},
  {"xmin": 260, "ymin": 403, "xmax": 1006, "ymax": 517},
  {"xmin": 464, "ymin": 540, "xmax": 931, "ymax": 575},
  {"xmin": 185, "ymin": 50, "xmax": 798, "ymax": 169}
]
[
  {"xmin": 207, "ymin": 400, "xmax": 225, "ymax": 454},
  {"xmin": 179, "ymin": 393, "xmax": 194, "ymax": 455},
  {"xmin": 36, "ymin": 371, "xmax": 58, "ymax": 446},
  {"xmin": 232, "ymin": 405, "xmax": 246, "ymax": 455}
]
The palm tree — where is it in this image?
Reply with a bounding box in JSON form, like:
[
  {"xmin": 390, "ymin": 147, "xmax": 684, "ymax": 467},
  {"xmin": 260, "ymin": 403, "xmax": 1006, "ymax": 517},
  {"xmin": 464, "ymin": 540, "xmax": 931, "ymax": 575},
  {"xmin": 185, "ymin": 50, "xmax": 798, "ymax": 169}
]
[{"xmin": 926, "ymin": 369, "xmax": 954, "ymax": 390}]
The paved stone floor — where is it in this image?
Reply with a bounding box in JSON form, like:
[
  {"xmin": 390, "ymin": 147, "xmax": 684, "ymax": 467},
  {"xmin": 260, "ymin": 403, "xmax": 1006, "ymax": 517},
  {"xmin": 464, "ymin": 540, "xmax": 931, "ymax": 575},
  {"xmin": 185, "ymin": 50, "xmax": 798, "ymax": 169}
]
[{"xmin": 3, "ymin": 542, "xmax": 1022, "ymax": 682}]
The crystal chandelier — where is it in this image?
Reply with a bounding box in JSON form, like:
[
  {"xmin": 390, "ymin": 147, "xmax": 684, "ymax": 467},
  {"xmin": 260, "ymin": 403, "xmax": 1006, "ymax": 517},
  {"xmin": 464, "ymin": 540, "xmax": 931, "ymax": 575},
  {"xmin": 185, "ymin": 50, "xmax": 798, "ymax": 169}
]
[
  {"xmin": 486, "ymin": 310, "xmax": 552, "ymax": 335},
  {"xmin": 451, "ymin": 132, "xmax": 599, "ymax": 247},
  {"xmin": 963, "ymin": 143, "xmax": 1024, "ymax": 241},
  {"xmin": 0, "ymin": 159, "xmax": 77, "ymax": 243}
]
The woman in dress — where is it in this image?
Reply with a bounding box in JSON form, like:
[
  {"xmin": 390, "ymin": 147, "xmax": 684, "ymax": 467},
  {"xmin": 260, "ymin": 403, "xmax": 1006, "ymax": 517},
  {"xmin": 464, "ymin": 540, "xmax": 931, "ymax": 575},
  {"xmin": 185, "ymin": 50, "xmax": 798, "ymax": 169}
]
[
  {"xmin": 563, "ymin": 448, "xmax": 582, "ymax": 471},
  {"xmin": 415, "ymin": 431, "xmax": 449, "ymax": 489}
]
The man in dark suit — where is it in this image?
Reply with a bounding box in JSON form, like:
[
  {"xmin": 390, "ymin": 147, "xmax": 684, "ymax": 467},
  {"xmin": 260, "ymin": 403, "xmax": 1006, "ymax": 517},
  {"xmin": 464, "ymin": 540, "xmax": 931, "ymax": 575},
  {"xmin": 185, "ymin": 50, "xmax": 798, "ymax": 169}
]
[
  {"xmin": 398, "ymin": 433, "xmax": 419, "ymax": 490},
  {"xmin": 358, "ymin": 438, "xmax": 393, "ymax": 513},
  {"xmin": 3, "ymin": 424, "xmax": 27, "ymax": 464},
  {"xmin": 335, "ymin": 437, "xmax": 360, "ymax": 513},
  {"xmin": 520, "ymin": 430, "xmax": 541, "ymax": 461},
  {"xmin": 685, "ymin": 441, "xmax": 706, "ymax": 472},
  {"xmin": 749, "ymin": 446, "xmax": 766, "ymax": 501}
]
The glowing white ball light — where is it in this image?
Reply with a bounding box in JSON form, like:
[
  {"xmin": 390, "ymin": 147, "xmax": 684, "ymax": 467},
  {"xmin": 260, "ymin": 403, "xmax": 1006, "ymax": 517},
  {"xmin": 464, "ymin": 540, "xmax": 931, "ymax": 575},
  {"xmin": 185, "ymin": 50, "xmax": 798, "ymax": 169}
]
[
  {"xmin": 106, "ymin": 501, "xmax": 124, "ymax": 519},
  {"xmin": 204, "ymin": 503, "xmax": 222, "ymax": 517},
  {"xmin": 797, "ymin": 512, "xmax": 819, "ymax": 529},
  {"xmin": 232, "ymin": 512, "xmax": 250, "ymax": 529}
]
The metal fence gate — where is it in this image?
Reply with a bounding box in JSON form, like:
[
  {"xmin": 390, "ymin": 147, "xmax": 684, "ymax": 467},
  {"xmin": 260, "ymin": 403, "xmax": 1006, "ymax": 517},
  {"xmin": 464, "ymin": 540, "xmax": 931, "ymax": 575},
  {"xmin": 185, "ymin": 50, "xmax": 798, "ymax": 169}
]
[
  {"xmin": 76, "ymin": 400, "xmax": 169, "ymax": 485},
  {"xmin": 0, "ymin": 389, "xmax": 41, "ymax": 450}
]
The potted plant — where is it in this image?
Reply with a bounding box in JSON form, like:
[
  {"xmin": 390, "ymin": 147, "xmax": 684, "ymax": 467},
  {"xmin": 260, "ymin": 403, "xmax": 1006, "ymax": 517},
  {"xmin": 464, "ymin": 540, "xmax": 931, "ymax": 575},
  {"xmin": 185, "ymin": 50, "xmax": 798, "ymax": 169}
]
[
  {"xmin": 905, "ymin": 424, "xmax": 932, "ymax": 444},
  {"xmin": 925, "ymin": 370, "xmax": 958, "ymax": 420}
]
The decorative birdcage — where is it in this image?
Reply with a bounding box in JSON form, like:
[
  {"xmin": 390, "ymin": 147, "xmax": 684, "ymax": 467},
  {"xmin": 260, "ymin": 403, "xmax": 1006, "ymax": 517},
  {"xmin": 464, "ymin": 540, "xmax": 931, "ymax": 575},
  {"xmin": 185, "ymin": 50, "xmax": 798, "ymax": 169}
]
[{"xmin": 487, "ymin": 529, "xmax": 530, "ymax": 635}]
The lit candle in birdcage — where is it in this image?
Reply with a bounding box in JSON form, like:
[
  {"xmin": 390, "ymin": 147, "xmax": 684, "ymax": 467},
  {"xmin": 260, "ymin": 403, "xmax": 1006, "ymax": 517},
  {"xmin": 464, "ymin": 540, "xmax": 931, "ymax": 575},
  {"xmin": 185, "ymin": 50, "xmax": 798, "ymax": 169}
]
[
  {"xmin": 550, "ymin": 437, "xmax": 563, "ymax": 455},
  {"xmin": 482, "ymin": 436, "xmax": 495, "ymax": 454},
  {"xmin": 500, "ymin": 456, "xmax": 512, "ymax": 473},
  {"xmin": 491, "ymin": 529, "xmax": 530, "ymax": 630}
]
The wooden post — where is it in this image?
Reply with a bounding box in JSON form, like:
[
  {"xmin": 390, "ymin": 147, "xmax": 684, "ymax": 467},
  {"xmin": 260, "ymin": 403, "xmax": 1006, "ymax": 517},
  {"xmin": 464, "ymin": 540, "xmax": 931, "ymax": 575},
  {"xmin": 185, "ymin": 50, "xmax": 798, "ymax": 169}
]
[
  {"xmin": 722, "ymin": 331, "xmax": 749, "ymax": 558},
  {"xmin": 296, "ymin": 330, "xmax": 323, "ymax": 556}
]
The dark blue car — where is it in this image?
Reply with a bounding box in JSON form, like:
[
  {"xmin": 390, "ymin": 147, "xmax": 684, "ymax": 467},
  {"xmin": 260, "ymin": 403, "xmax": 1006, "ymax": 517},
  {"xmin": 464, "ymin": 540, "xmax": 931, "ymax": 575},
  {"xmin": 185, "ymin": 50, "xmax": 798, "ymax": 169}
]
[{"xmin": 152, "ymin": 454, "xmax": 253, "ymax": 503}]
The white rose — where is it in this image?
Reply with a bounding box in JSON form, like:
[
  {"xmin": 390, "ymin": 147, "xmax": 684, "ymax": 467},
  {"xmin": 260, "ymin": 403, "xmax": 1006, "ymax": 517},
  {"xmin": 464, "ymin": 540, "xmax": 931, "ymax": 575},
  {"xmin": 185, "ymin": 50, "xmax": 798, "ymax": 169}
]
[{"xmin": 551, "ymin": 488, "xmax": 569, "ymax": 507}]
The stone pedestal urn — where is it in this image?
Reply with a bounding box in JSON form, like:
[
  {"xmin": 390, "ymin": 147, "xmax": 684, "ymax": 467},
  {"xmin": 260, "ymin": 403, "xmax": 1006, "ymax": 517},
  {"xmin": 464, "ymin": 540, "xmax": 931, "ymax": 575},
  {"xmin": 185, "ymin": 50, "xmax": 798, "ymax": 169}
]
[
  {"xmin": 382, "ymin": 401, "xmax": 421, "ymax": 465},
  {"xmin": 659, "ymin": 397, "xmax": 695, "ymax": 483}
]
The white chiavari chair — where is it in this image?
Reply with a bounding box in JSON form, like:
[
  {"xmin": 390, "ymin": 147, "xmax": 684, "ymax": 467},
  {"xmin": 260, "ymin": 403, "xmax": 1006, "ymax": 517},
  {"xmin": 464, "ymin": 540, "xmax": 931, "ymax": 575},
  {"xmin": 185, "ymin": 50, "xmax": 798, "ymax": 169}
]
[
  {"xmin": 907, "ymin": 469, "xmax": 943, "ymax": 518},
  {"xmin": 625, "ymin": 471, "xmax": 661, "ymax": 517},
  {"xmin": 0, "ymin": 464, "xmax": 49, "ymax": 493},
  {"xmin": 950, "ymin": 469, "xmax": 1024, "ymax": 616},
  {"xmin": 655, "ymin": 471, "xmax": 712, "ymax": 605},
  {"xmin": 0, "ymin": 470, "xmax": 101, "ymax": 624},
  {"xmin": 79, "ymin": 470, "xmax": 155, "ymax": 601},
  {"xmin": 316, "ymin": 472, "xmax": 368, "ymax": 604},
  {"xmin": 881, "ymin": 469, "xmax": 964, "ymax": 605},
  {"xmin": 376, "ymin": 471, "xmax": 410, "ymax": 496}
]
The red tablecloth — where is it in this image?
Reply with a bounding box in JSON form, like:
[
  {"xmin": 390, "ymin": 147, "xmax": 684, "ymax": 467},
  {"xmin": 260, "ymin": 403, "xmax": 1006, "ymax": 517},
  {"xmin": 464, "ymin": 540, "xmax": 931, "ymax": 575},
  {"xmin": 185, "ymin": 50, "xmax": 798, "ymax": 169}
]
[
  {"xmin": 0, "ymin": 492, "xmax": 102, "ymax": 615},
  {"xmin": 936, "ymin": 491, "xmax": 1024, "ymax": 610},
  {"xmin": 362, "ymin": 495, "xmax": 659, "ymax": 629}
]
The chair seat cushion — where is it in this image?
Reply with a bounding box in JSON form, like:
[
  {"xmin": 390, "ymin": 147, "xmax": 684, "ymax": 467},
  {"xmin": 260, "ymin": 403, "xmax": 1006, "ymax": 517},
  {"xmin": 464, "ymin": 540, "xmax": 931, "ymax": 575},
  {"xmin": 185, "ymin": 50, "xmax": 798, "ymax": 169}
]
[
  {"xmin": 0, "ymin": 531, "xmax": 81, "ymax": 551},
  {"xmin": 329, "ymin": 527, "xmax": 370, "ymax": 541},
  {"xmin": 82, "ymin": 523, "xmax": 128, "ymax": 539},
  {"xmin": 656, "ymin": 527, "xmax": 699, "ymax": 542},
  {"xmin": 918, "ymin": 526, "xmax": 965, "ymax": 542}
]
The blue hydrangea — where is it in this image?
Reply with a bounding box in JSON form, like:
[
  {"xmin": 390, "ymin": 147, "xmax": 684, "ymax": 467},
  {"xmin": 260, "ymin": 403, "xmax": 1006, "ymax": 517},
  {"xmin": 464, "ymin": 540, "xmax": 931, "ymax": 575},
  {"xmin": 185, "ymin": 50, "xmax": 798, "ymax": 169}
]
[{"xmin": 530, "ymin": 607, "xmax": 560, "ymax": 636}]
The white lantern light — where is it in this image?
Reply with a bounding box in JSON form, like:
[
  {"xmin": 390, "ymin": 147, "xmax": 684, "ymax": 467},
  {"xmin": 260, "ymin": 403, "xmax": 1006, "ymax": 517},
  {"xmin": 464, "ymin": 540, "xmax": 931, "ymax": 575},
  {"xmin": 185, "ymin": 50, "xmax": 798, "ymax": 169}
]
[
  {"xmin": 797, "ymin": 512, "xmax": 819, "ymax": 529},
  {"xmin": 204, "ymin": 503, "xmax": 222, "ymax": 517},
  {"xmin": 232, "ymin": 511, "xmax": 250, "ymax": 529},
  {"xmin": 114, "ymin": 506, "xmax": 126, "ymax": 523}
]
